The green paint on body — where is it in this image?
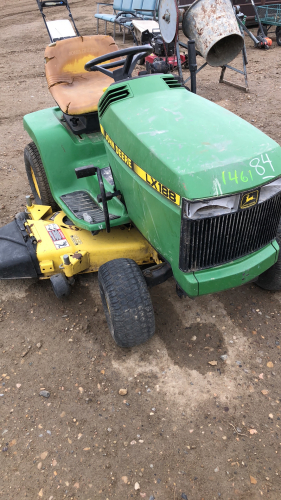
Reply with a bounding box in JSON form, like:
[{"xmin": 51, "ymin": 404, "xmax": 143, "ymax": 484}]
[
  {"xmin": 23, "ymin": 108, "xmax": 130, "ymax": 232},
  {"xmin": 99, "ymin": 74, "xmax": 281, "ymax": 296},
  {"xmin": 101, "ymin": 75, "xmax": 281, "ymax": 200},
  {"xmin": 24, "ymin": 74, "xmax": 281, "ymax": 298}
]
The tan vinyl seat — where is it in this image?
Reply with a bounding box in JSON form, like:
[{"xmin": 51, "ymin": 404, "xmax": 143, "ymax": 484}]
[{"xmin": 45, "ymin": 35, "xmax": 118, "ymax": 116}]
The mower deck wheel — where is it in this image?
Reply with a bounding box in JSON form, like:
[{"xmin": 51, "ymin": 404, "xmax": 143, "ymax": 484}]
[
  {"xmin": 50, "ymin": 273, "xmax": 71, "ymax": 298},
  {"xmin": 24, "ymin": 142, "xmax": 58, "ymax": 211},
  {"xmin": 256, "ymin": 223, "xmax": 281, "ymax": 290},
  {"xmin": 98, "ymin": 258, "xmax": 155, "ymax": 347},
  {"xmin": 276, "ymin": 27, "xmax": 281, "ymax": 46}
]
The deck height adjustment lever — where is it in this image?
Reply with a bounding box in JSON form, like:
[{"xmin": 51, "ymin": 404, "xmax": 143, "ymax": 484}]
[{"xmin": 97, "ymin": 168, "xmax": 112, "ymax": 233}]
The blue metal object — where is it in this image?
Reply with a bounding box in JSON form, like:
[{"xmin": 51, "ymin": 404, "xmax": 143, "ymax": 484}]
[
  {"xmin": 256, "ymin": 4, "xmax": 281, "ymax": 26},
  {"xmin": 95, "ymin": 0, "xmax": 158, "ymax": 42},
  {"xmin": 254, "ymin": 4, "xmax": 281, "ymax": 45}
]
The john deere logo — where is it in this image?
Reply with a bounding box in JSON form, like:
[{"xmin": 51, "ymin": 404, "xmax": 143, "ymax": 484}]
[{"xmin": 240, "ymin": 190, "xmax": 259, "ymax": 209}]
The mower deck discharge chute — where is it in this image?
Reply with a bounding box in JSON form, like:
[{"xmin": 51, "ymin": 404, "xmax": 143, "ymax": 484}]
[
  {"xmin": 2, "ymin": 31, "xmax": 281, "ymax": 347},
  {"xmin": 0, "ymin": 213, "xmax": 39, "ymax": 280}
]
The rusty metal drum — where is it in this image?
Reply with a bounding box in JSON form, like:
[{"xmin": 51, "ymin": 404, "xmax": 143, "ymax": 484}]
[{"xmin": 182, "ymin": 0, "xmax": 244, "ymax": 67}]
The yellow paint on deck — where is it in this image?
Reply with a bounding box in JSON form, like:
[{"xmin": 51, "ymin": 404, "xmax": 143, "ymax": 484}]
[
  {"xmin": 27, "ymin": 204, "xmax": 53, "ymax": 221},
  {"xmin": 61, "ymin": 251, "xmax": 90, "ymax": 277},
  {"xmin": 39, "ymin": 260, "xmax": 54, "ymax": 273},
  {"xmin": 25, "ymin": 209, "xmax": 158, "ymax": 278}
]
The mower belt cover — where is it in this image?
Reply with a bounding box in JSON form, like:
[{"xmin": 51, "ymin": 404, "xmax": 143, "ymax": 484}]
[
  {"xmin": 45, "ymin": 35, "xmax": 119, "ymax": 115},
  {"xmin": 0, "ymin": 214, "xmax": 39, "ymax": 279}
]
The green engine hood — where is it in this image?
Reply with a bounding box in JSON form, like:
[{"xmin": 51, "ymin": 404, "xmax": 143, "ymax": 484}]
[{"xmin": 100, "ymin": 75, "xmax": 281, "ymax": 200}]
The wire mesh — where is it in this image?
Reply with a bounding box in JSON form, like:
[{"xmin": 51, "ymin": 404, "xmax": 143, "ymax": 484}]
[{"xmin": 256, "ymin": 5, "xmax": 281, "ymax": 24}]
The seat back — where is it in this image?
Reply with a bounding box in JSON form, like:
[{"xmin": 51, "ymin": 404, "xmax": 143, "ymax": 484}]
[
  {"xmin": 113, "ymin": 0, "xmax": 134, "ymax": 12},
  {"xmin": 112, "ymin": 0, "xmax": 123, "ymax": 10},
  {"xmin": 132, "ymin": 0, "xmax": 158, "ymax": 17},
  {"xmin": 45, "ymin": 35, "xmax": 118, "ymax": 88}
]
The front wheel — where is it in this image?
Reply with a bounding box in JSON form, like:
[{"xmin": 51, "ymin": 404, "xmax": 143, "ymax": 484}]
[
  {"xmin": 98, "ymin": 258, "xmax": 155, "ymax": 347},
  {"xmin": 256, "ymin": 223, "xmax": 281, "ymax": 290}
]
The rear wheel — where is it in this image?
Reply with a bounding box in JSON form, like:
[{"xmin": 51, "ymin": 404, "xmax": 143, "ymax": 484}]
[
  {"xmin": 276, "ymin": 26, "xmax": 281, "ymax": 46},
  {"xmin": 98, "ymin": 258, "xmax": 155, "ymax": 347},
  {"xmin": 256, "ymin": 222, "xmax": 281, "ymax": 290},
  {"xmin": 24, "ymin": 142, "xmax": 58, "ymax": 211}
]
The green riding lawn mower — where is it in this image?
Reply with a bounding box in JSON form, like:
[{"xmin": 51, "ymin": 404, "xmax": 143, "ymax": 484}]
[{"xmin": 1, "ymin": 32, "xmax": 281, "ymax": 348}]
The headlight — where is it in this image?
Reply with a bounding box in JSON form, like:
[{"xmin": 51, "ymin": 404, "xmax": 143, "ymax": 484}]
[
  {"xmin": 259, "ymin": 177, "xmax": 281, "ymax": 203},
  {"xmin": 185, "ymin": 177, "xmax": 281, "ymax": 219},
  {"xmin": 186, "ymin": 195, "xmax": 240, "ymax": 219}
]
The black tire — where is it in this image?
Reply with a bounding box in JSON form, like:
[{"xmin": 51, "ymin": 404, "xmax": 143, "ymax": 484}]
[
  {"xmin": 98, "ymin": 258, "xmax": 155, "ymax": 347},
  {"xmin": 50, "ymin": 273, "xmax": 71, "ymax": 298},
  {"xmin": 276, "ymin": 26, "xmax": 281, "ymax": 46},
  {"xmin": 138, "ymin": 57, "xmax": 145, "ymax": 65},
  {"xmin": 257, "ymin": 25, "xmax": 268, "ymax": 37},
  {"xmin": 24, "ymin": 142, "xmax": 58, "ymax": 211},
  {"xmin": 256, "ymin": 223, "xmax": 281, "ymax": 290}
]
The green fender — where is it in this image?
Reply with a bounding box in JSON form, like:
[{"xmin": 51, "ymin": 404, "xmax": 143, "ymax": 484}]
[{"xmin": 23, "ymin": 107, "xmax": 130, "ymax": 231}]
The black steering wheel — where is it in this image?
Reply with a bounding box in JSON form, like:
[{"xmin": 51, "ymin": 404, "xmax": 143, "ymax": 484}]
[{"xmin": 84, "ymin": 45, "xmax": 153, "ymax": 82}]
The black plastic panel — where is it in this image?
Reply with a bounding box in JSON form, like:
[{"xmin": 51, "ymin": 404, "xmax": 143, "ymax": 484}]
[
  {"xmin": 179, "ymin": 193, "xmax": 281, "ymax": 272},
  {"xmin": 0, "ymin": 218, "xmax": 38, "ymax": 279}
]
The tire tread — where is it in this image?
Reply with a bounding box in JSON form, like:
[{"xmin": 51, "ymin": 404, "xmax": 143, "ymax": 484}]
[
  {"xmin": 24, "ymin": 142, "xmax": 58, "ymax": 210},
  {"xmin": 98, "ymin": 258, "xmax": 155, "ymax": 347},
  {"xmin": 257, "ymin": 224, "xmax": 281, "ymax": 290}
]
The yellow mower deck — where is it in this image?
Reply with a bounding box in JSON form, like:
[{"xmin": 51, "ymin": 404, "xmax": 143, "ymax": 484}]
[{"xmin": 26, "ymin": 204, "xmax": 159, "ymax": 279}]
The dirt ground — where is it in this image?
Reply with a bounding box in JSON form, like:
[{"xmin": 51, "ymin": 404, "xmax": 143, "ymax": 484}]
[{"xmin": 1, "ymin": 1, "xmax": 281, "ymax": 499}]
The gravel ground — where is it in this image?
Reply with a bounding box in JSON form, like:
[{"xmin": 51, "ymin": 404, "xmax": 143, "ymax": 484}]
[{"xmin": 1, "ymin": 1, "xmax": 281, "ymax": 499}]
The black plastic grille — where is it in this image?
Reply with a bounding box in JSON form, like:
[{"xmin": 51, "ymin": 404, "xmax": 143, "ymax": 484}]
[
  {"xmin": 99, "ymin": 85, "xmax": 130, "ymax": 117},
  {"xmin": 162, "ymin": 76, "xmax": 183, "ymax": 89},
  {"xmin": 179, "ymin": 193, "xmax": 281, "ymax": 272}
]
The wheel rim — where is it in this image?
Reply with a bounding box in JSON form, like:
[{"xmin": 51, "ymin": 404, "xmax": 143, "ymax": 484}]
[{"xmin": 30, "ymin": 166, "xmax": 41, "ymax": 198}]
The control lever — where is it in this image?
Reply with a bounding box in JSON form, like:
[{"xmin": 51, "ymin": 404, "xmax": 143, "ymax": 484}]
[
  {"xmin": 75, "ymin": 165, "xmax": 97, "ymax": 178},
  {"xmin": 97, "ymin": 190, "xmax": 121, "ymax": 202},
  {"xmin": 75, "ymin": 165, "xmax": 120, "ymax": 233}
]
